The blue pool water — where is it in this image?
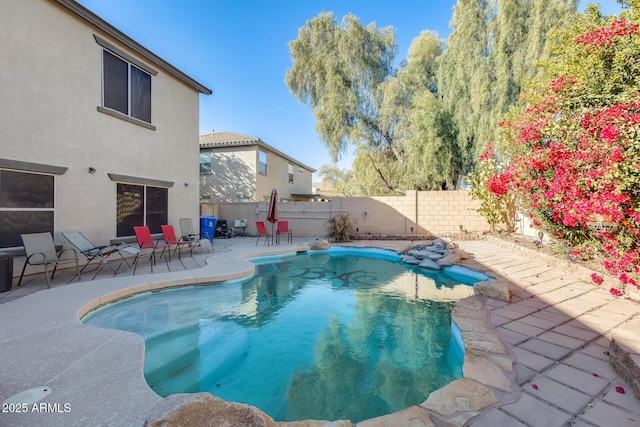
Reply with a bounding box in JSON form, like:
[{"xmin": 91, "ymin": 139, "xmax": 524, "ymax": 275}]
[{"xmin": 83, "ymin": 247, "xmax": 486, "ymax": 422}]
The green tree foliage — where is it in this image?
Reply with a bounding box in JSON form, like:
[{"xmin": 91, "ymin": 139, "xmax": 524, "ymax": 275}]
[
  {"xmin": 399, "ymin": 31, "xmax": 463, "ymax": 190},
  {"xmin": 288, "ymin": 2, "xmax": 577, "ymax": 195},
  {"xmin": 317, "ymin": 164, "xmax": 358, "ymax": 197},
  {"xmin": 287, "ymin": 15, "xmax": 451, "ymax": 194},
  {"xmin": 438, "ymin": 0, "xmax": 578, "ymax": 166},
  {"xmin": 405, "ymin": 91, "xmax": 461, "ymax": 190},
  {"xmin": 285, "ymin": 13, "xmax": 398, "ymax": 163},
  {"xmin": 437, "ymin": 0, "xmax": 493, "ymax": 173}
]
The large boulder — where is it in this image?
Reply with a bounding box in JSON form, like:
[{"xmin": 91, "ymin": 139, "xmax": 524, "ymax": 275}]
[
  {"xmin": 419, "ymin": 258, "xmax": 442, "ymax": 270},
  {"xmin": 408, "ymin": 248, "xmax": 446, "ymax": 260},
  {"xmin": 401, "ymin": 255, "xmax": 421, "ymax": 265},
  {"xmin": 310, "ymin": 239, "xmax": 330, "ymax": 250},
  {"xmin": 474, "ymin": 279, "xmax": 510, "ymax": 302},
  {"xmin": 436, "ymin": 250, "xmax": 463, "ymax": 267},
  {"xmin": 144, "ymin": 393, "xmax": 277, "ymax": 427}
]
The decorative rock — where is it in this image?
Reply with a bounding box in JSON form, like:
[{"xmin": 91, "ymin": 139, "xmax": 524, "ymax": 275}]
[
  {"xmin": 401, "ymin": 241, "xmax": 470, "ymax": 271},
  {"xmin": 432, "ymin": 239, "xmax": 448, "ymax": 252},
  {"xmin": 408, "ymin": 249, "xmax": 428, "ymax": 260},
  {"xmin": 437, "ymin": 251, "xmax": 463, "ymax": 267},
  {"xmin": 310, "ymin": 240, "xmax": 330, "ymax": 250},
  {"xmin": 424, "ymin": 251, "xmax": 446, "ymax": 260},
  {"xmin": 473, "ymin": 279, "xmax": 510, "ymax": 302},
  {"xmin": 419, "ymin": 258, "xmax": 441, "ymax": 270},
  {"xmin": 401, "ymin": 255, "xmax": 421, "ymax": 265},
  {"xmin": 421, "ymin": 378, "xmax": 498, "ymax": 416},
  {"xmin": 144, "ymin": 393, "xmax": 277, "ymax": 427}
]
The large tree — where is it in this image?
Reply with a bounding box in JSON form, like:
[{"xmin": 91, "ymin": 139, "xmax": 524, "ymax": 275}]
[
  {"xmin": 293, "ymin": 2, "xmax": 578, "ymax": 195},
  {"xmin": 286, "ymin": 12, "xmax": 398, "ymax": 163},
  {"xmin": 437, "ymin": 0, "xmax": 578, "ymax": 168}
]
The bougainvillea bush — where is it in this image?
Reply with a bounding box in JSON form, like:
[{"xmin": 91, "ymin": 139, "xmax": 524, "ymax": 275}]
[
  {"xmin": 466, "ymin": 142, "xmax": 519, "ymax": 233},
  {"xmin": 495, "ymin": 7, "xmax": 640, "ymax": 293}
]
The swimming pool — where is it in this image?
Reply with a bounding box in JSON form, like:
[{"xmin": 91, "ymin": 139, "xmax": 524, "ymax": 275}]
[{"xmin": 83, "ymin": 247, "xmax": 487, "ymax": 422}]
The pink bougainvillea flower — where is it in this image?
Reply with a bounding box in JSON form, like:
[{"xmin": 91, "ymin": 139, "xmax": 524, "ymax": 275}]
[
  {"xmin": 532, "ymin": 384, "xmax": 539, "ymax": 390},
  {"xmin": 615, "ymin": 386, "xmax": 626, "ymax": 394},
  {"xmin": 610, "ymin": 288, "xmax": 624, "ymax": 297},
  {"xmin": 592, "ymin": 373, "xmax": 599, "ymax": 377},
  {"xmin": 479, "ymin": 142, "xmax": 495, "ymax": 161},
  {"xmin": 591, "ymin": 273, "xmax": 604, "ymax": 285},
  {"xmin": 600, "ymin": 125, "xmax": 620, "ymax": 142}
]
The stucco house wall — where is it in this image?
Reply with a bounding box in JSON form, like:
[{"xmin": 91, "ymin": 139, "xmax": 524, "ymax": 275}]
[
  {"xmin": 0, "ymin": 0, "xmax": 211, "ymax": 253},
  {"xmin": 201, "ymin": 146, "xmax": 257, "ymax": 202},
  {"xmin": 199, "ymin": 132, "xmax": 315, "ymax": 203},
  {"xmin": 255, "ymin": 146, "xmax": 313, "ymax": 202}
]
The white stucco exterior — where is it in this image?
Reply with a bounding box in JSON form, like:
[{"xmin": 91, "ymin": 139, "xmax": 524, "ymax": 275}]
[
  {"xmin": 0, "ymin": 0, "xmax": 211, "ymax": 248},
  {"xmin": 199, "ymin": 132, "xmax": 316, "ymax": 203}
]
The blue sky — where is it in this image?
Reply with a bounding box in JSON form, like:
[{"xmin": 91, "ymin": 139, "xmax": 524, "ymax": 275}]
[{"xmin": 78, "ymin": 0, "xmax": 622, "ymax": 179}]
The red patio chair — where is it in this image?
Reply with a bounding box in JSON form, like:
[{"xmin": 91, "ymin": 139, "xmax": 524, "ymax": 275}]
[
  {"xmin": 255, "ymin": 221, "xmax": 273, "ymax": 246},
  {"xmin": 276, "ymin": 220, "xmax": 292, "ymax": 244},
  {"xmin": 161, "ymin": 224, "xmax": 193, "ymax": 258},
  {"xmin": 133, "ymin": 226, "xmax": 170, "ymax": 271}
]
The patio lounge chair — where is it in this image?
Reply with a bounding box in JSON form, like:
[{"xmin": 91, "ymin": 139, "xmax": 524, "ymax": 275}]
[
  {"xmin": 255, "ymin": 221, "xmax": 273, "ymax": 246},
  {"xmin": 133, "ymin": 226, "xmax": 171, "ymax": 271},
  {"xmin": 179, "ymin": 218, "xmax": 212, "ymax": 252},
  {"xmin": 18, "ymin": 232, "xmax": 81, "ymax": 288},
  {"xmin": 61, "ymin": 231, "xmax": 140, "ymax": 279},
  {"xmin": 161, "ymin": 224, "xmax": 193, "ymax": 258},
  {"xmin": 276, "ymin": 220, "xmax": 292, "ymax": 244}
]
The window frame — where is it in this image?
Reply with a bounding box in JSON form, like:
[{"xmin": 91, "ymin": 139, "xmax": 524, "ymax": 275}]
[
  {"xmin": 95, "ymin": 36, "xmax": 157, "ymax": 130},
  {"xmin": 258, "ymin": 149, "xmax": 267, "ymax": 175},
  {"xmin": 116, "ymin": 182, "xmax": 168, "ymax": 237},
  {"xmin": 288, "ymin": 164, "xmax": 294, "ymax": 183},
  {"xmin": 0, "ymin": 168, "xmax": 57, "ymax": 248},
  {"xmin": 199, "ymin": 151, "xmax": 212, "ymax": 174}
]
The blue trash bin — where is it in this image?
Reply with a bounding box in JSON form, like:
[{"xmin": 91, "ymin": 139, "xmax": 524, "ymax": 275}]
[{"xmin": 200, "ymin": 216, "xmax": 216, "ymax": 242}]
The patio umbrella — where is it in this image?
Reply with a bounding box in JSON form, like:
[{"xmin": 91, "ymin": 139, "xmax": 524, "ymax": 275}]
[{"xmin": 267, "ymin": 188, "xmax": 278, "ymax": 243}]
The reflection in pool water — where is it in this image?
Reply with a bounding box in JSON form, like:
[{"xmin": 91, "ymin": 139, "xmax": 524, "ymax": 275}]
[{"xmin": 83, "ymin": 248, "xmax": 485, "ymax": 422}]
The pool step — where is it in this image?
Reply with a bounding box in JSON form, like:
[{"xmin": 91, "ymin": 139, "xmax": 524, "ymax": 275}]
[{"xmin": 144, "ymin": 321, "xmax": 248, "ymax": 396}]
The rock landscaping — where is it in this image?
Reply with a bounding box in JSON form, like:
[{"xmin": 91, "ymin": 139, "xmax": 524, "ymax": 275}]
[{"xmin": 399, "ymin": 238, "xmax": 469, "ymax": 270}]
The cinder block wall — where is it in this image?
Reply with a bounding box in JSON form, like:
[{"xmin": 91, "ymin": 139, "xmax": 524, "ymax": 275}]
[
  {"xmin": 207, "ymin": 190, "xmax": 491, "ymax": 238},
  {"xmin": 417, "ymin": 191, "xmax": 488, "ymax": 234}
]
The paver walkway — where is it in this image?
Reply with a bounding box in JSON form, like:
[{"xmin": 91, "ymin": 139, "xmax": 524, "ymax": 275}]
[
  {"xmin": 0, "ymin": 237, "xmax": 639, "ymax": 426},
  {"xmin": 455, "ymin": 240, "xmax": 640, "ymax": 427}
]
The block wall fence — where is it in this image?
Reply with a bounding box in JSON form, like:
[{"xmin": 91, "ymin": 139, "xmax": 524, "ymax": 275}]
[{"xmin": 202, "ymin": 190, "xmax": 494, "ymax": 239}]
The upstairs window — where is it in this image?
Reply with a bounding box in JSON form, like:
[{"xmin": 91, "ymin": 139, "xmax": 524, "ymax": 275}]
[
  {"xmin": 103, "ymin": 50, "xmax": 152, "ymax": 123},
  {"xmin": 259, "ymin": 150, "xmax": 267, "ymax": 175},
  {"xmin": 288, "ymin": 164, "xmax": 294, "ymax": 183},
  {"xmin": 199, "ymin": 152, "xmax": 212, "ymax": 174}
]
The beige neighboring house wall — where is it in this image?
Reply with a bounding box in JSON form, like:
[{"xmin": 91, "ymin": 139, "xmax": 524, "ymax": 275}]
[
  {"xmin": 0, "ymin": 0, "xmax": 211, "ymax": 252},
  {"xmin": 199, "ymin": 131, "xmax": 316, "ymax": 203}
]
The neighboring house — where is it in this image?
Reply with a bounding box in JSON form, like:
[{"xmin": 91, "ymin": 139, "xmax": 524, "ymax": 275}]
[
  {"xmin": 311, "ymin": 182, "xmax": 331, "ymax": 201},
  {"xmin": 199, "ymin": 131, "xmax": 316, "ymax": 203},
  {"xmin": 0, "ymin": 0, "xmax": 212, "ymax": 250}
]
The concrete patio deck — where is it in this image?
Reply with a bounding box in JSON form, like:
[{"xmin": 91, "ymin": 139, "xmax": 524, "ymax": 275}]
[{"xmin": 0, "ymin": 237, "xmax": 638, "ymax": 426}]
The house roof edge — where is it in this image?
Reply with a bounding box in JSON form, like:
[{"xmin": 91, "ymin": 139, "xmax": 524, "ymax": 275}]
[{"xmin": 54, "ymin": 0, "xmax": 212, "ymax": 95}]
